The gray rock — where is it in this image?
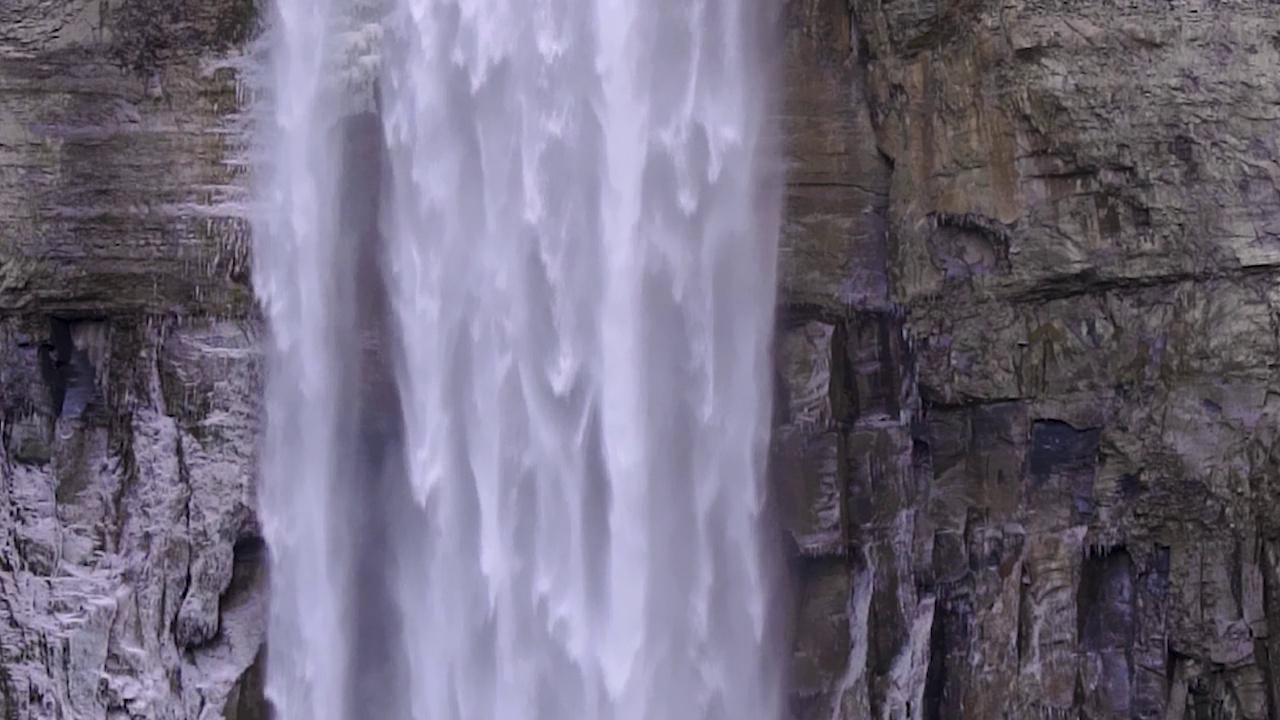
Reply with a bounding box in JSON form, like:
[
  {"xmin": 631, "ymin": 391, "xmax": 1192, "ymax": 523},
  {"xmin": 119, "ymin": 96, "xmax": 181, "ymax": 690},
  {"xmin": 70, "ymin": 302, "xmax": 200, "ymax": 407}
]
[
  {"xmin": 773, "ymin": 0, "xmax": 1280, "ymax": 717},
  {"xmin": 11, "ymin": 0, "xmax": 1280, "ymax": 717},
  {"xmin": 0, "ymin": 0, "xmax": 264, "ymax": 716},
  {"xmin": 0, "ymin": 319, "xmax": 265, "ymax": 718}
]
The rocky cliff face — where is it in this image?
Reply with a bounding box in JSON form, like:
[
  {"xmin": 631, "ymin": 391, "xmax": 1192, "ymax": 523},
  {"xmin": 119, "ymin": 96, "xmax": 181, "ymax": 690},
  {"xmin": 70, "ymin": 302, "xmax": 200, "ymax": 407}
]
[
  {"xmin": 0, "ymin": 0, "xmax": 265, "ymax": 717},
  {"xmin": 778, "ymin": 0, "xmax": 1280, "ymax": 718},
  {"xmin": 3, "ymin": 0, "xmax": 1275, "ymax": 718}
]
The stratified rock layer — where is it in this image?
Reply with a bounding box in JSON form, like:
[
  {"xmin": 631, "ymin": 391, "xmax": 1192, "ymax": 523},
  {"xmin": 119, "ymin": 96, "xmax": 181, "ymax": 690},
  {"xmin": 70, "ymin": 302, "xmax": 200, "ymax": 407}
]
[
  {"xmin": 0, "ymin": 0, "xmax": 265, "ymax": 717},
  {"xmin": 777, "ymin": 0, "xmax": 1280, "ymax": 718},
  {"xmin": 6, "ymin": 0, "xmax": 1280, "ymax": 718}
]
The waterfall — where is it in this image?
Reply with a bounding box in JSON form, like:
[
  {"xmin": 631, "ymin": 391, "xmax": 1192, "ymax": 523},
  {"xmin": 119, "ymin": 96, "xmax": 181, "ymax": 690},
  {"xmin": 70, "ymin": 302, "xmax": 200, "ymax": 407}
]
[{"xmin": 252, "ymin": 1, "xmax": 784, "ymax": 718}]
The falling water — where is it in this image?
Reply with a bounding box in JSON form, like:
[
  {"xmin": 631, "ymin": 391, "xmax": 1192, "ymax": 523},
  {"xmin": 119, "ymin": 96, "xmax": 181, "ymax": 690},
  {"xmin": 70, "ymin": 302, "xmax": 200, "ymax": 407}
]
[{"xmin": 252, "ymin": 1, "xmax": 784, "ymax": 718}]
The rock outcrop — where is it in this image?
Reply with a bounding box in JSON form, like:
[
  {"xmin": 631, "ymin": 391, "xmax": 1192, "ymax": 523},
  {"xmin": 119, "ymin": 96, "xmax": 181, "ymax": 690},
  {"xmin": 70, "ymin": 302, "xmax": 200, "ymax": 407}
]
[
  {"xmin": 6, "ymin": 0, "xmax": 1279, "ymax": 718},
  {"xmin": 777, "ymin": 0, "xmax": 1280, "ymax": 718},
  {"xmin": 0, "ymin": 0, "xmax": 265, "ymax": 717}
]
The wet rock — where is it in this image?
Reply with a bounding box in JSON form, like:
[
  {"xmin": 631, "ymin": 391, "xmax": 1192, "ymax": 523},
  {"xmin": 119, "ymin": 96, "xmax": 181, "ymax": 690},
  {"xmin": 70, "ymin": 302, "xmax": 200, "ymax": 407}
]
[
  {"xmin": 777, "ymin": 431, "xmax": 845, "ymax": 557},
  {"xmin": 778, "ymin": 321, "xmax": 838, "ymax": 432},
  {"xmin": 790, "ymin": 556, "xmax": 856, "ymax": 698},
  {"xmin": 772, "ymin": 0, "xmax": 1280, "ymax": 715},
  {"xmin": 0, "ymin": 0, "xmax": 263, "ymax": 714},
  {"xmin": 6, "ymin": 414, "xmax": 53, "ymax": 466}
]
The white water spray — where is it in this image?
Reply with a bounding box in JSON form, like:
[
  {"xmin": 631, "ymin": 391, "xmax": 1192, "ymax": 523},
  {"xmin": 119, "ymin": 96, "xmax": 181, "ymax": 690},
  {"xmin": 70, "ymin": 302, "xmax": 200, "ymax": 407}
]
[{"xmin": 253, "ymin": 1, "xmax": 784, "ymax": 718}]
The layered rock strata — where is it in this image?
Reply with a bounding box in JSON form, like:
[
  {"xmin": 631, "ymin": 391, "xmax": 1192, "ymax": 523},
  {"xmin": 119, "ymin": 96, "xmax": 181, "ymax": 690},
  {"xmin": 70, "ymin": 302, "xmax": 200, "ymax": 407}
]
[
  {"xmin": 0, "ymin": 0, "xmax": 266, "ymax": 717},
  {"xmin": 777, "ymin": 0, "xmax": 1280, "ymax": 718},
  {"xmin": 6, "ymin": 0, "xmax": 1278, "ymax": 718}
]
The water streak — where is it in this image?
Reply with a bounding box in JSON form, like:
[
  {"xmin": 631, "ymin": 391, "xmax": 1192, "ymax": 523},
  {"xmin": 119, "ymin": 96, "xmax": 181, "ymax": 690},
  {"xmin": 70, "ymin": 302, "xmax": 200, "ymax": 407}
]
[{"xmin": 253, "ymin": 1, "xmax": 784, "ymax": 718}]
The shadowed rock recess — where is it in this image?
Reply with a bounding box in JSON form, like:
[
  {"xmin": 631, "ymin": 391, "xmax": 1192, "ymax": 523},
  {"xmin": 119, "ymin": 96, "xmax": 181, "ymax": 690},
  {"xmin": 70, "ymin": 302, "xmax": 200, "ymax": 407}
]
[{"xmin": 2, "ymin": 0, "xmax": 1277, "ymax": 718}]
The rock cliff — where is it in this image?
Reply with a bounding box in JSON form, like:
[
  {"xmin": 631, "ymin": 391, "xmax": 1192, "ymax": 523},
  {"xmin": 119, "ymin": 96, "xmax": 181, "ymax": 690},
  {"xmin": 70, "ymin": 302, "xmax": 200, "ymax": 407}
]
[
  {"xmin": 3, "ymin": 0, "xmax": 1276, "ymax": 718},
  {"xmin": 0, "ymin": 0, "xmax": 266, "ymax": 717},
  {"xmin": 778, "ymin": 0, "xmax": 1280, "ymax": 718}
]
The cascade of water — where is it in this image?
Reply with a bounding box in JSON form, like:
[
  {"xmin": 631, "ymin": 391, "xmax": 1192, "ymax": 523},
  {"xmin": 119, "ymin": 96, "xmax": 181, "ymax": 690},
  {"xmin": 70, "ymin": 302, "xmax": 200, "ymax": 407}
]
[
  {"xmin": 254, "ymin": 1, "xmax": 784, "ymax": 718},
  {"xmin": 252, "ymin": 2, "xmax": 350, "ymax": 718}
]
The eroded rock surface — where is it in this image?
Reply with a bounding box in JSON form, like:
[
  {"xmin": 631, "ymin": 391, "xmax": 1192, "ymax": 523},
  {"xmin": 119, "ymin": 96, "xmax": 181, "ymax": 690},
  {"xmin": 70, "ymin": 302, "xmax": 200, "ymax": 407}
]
[
  {"xmin": 8, "ymin": 0, "xmax": 1279, "ymax": 717},
  {"xmin": 0, "ymin": 0, "xmax": 264, "ymax": 717},
  {"xmin": 777, "ymin": 0, "xmax": 1280, "ymax": 718}
]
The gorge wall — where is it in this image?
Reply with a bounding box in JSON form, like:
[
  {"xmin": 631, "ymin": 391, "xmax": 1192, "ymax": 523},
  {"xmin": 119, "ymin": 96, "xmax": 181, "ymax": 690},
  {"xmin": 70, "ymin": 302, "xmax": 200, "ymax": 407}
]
[
  {"xmin": 0, "ymin": 0, "xmax": 1277, "ymax": 718},
  {"xmin": 780, "ymin": 0, "xmax": 1280, "ymax": 718},
  {"xmin": 0, "ymin": 0, "xmax": 266, "ymax": 716}
]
